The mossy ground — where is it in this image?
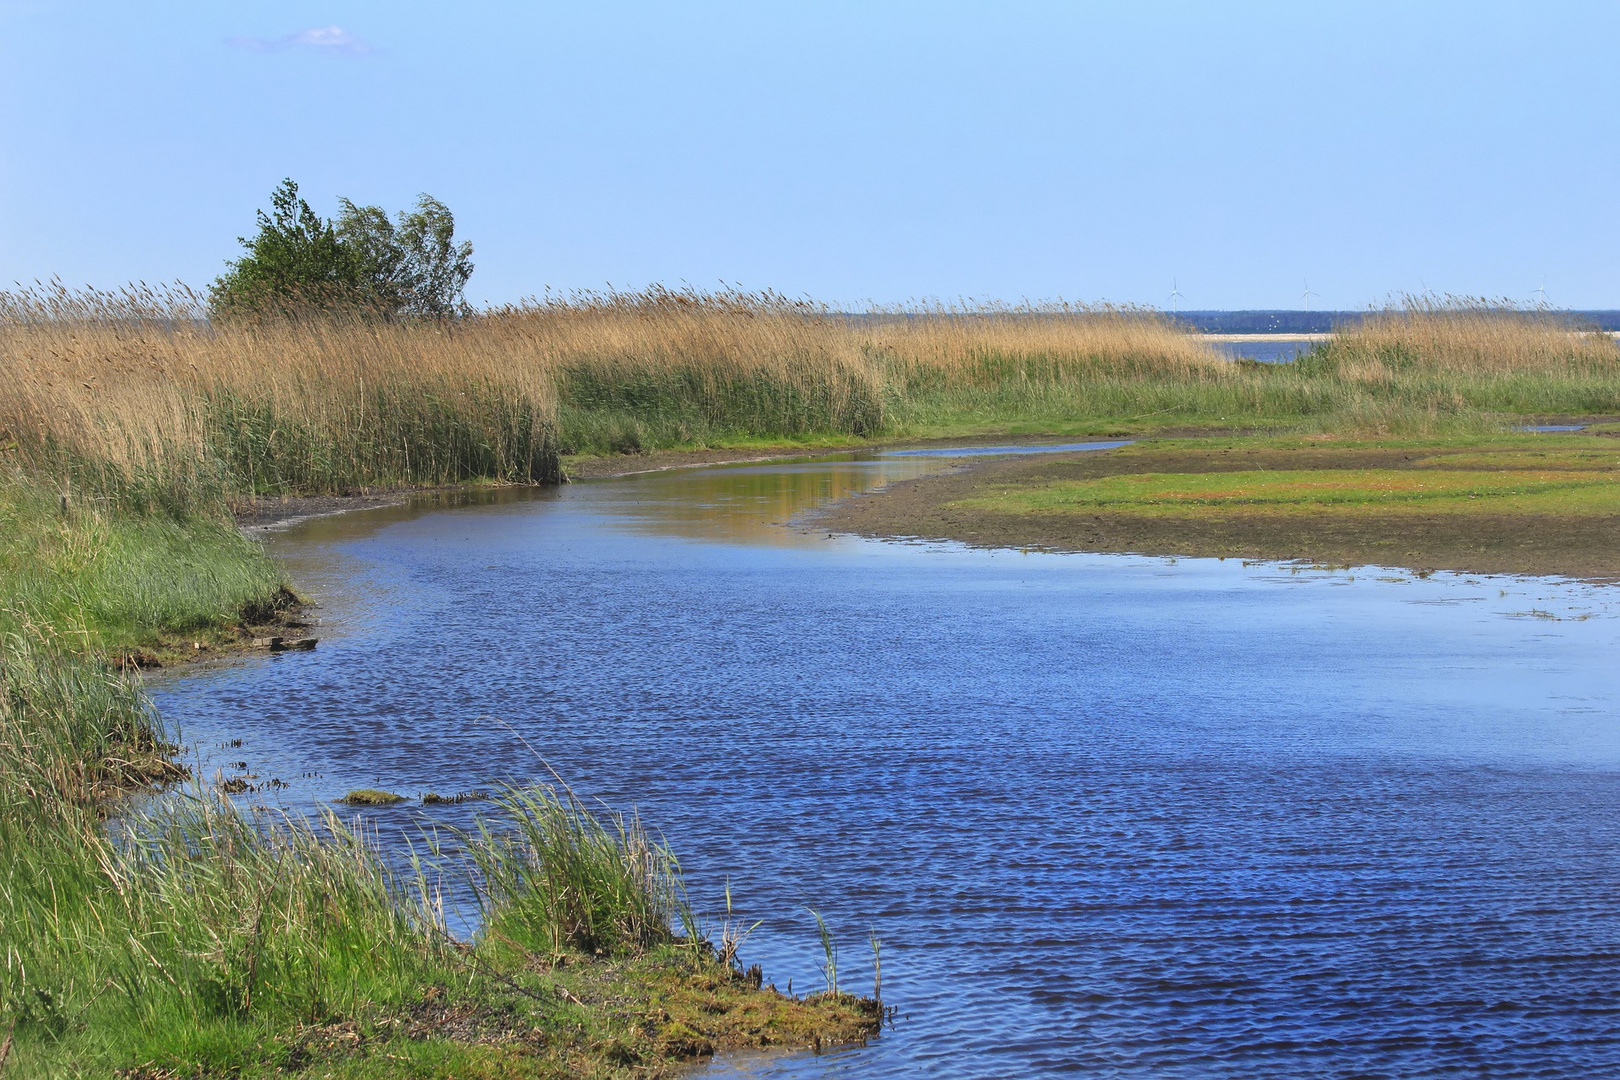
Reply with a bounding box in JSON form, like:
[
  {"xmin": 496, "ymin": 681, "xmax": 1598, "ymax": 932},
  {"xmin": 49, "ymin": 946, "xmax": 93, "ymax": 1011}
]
[{"xmin": 98, "ymin": 952, "xmax": 877, "ymax": 1080}]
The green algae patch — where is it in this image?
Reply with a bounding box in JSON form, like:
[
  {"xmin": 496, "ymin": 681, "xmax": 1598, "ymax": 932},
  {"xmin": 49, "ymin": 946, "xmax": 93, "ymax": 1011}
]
[
  {"xmin": 953, "ymin": 467, "xmax": 1620, "ymax": 517},
  {"xmin": 339, "ymin": 788, "xmax": 408, "ymax": 806},
  {"xmin": 819, "ymin": 432, "xmax": 1620, "ymax": 579},
  {"xmin": 198, "ymin": 952, "xmax": 880, "ymax": 1080}
]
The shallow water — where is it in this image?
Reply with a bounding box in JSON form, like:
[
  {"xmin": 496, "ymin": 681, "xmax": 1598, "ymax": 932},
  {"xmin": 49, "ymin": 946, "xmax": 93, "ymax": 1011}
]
[
  {"xmin": 152, "ymin": 450, "xmax": 1620, "ymax": 1078},
  {"xmin": 879, "ymin": 440, "xmax": 1130, "ymax": 457},
  {"xmin": 1208, "ymin": 337, "xmax": 1318, "ymax": 363}
]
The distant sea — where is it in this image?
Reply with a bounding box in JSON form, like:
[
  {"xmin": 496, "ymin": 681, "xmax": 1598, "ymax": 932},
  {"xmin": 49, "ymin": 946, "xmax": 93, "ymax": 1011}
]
[{"xmin": 1171, "ymin": 310, "xmax": 1620, "ymax": 334}]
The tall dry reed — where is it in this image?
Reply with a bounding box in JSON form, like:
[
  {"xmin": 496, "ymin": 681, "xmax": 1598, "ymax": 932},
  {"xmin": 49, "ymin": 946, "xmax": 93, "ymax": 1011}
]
[
  {"xmin": 10, "ymin": 286, "xmax": 1620, "ymax": 498},
  {"xmin": 490, "ymin": 288, "xmax": 889, "ymax": 451},
  {"xmin": 0, "ymin": 283, "xmax": 561, "ymax": 509},
  {"xmin": 1286, "ymin": 298, "xmax": 1620, "ymax": 431},
  {"xmin": 1305, "ymin": 297, "xmax": 1620, "ymax": 377},
  {"xmin": 862, "ymin": 302, "xmax": 1225, "ymax": 388},
  {"xmin": 3, "ymin": 286, "xmax": 1224, "ymax": 485},
  {"xmin": 490, "ymin": 292, "xmax": 1228, "ymax": 450}
]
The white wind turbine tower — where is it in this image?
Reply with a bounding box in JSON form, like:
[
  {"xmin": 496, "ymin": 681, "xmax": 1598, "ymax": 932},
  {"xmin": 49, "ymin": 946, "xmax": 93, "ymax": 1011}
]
[
  {"xmin": 1168, "ymin": 279, "xmax": 1184, "ymax": 313},
  {"xmin": 1532, "ymin": 281, "xmax": 1549, "ymax": 309},
  {"xmin": 1301, "ymin": 281, "xmax": 1319, "ymax": 313}
]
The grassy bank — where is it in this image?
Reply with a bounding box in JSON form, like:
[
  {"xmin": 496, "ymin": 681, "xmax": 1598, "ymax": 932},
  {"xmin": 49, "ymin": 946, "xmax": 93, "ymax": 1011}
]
[
  {"xmin": 0, "ymin": 475, "xmax": 293, "ymax": 664},
  {"xmin": 0, "ymin": 469, "xmax": 879, "ymax": 1077}
]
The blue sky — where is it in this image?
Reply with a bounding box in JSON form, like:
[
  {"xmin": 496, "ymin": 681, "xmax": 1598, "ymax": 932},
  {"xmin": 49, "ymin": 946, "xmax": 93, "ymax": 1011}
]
[{"xmin": 2, "ymin": 2, "xmax": 1616, "ymax": 309}]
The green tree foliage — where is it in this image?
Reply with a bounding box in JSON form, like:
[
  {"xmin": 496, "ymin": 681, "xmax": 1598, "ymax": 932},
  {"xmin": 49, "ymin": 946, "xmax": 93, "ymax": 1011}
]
[
  {"xmin": 209, "ymin": 179, "xmax": 473, "ymax": 318},
  {"xmin": 208, "ymin": 179, "xmax": 356, "ymax": 312},
  {"xmin": 336, "ymin": 193, "xmax": 475, "ymax": 318}
]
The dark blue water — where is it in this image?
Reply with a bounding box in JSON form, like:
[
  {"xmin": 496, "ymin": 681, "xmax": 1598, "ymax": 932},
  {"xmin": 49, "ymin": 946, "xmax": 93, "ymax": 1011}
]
[{"xmin": 151, "ymin": 453, "xmax": 1620, "ymax": 1078}]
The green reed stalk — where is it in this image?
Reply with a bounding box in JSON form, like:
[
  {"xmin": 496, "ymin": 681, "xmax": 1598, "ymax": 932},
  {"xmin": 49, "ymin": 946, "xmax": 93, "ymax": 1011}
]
[{"xmin": 807, "ymin": 907, "xmax": 838, "ymax": 998}]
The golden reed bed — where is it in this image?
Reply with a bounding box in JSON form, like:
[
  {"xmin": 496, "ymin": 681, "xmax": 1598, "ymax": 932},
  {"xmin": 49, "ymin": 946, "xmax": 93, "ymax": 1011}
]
[{"xmin": 2, "ymin": 284, "xmax": 1615, "ymax": 506}]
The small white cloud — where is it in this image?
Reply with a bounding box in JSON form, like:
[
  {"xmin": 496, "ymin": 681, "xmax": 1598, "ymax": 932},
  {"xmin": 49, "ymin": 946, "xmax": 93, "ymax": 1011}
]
[
  {"xmin": 287, "ymin": 26, "xmax": 368, "ymax": 51},
  {"xmin": 226, "ymin": 25, "xmax": 372, "ymax": 56}
]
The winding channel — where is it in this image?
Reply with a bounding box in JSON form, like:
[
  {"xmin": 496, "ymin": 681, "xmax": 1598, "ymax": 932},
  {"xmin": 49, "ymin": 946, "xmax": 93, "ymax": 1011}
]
[{"xmin": 150, "ymin": 447, "xmax": 1620, "ymax": 1078}]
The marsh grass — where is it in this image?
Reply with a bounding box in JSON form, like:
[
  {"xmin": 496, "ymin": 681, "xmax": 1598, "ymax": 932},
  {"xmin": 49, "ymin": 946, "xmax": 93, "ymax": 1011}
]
[
  {"xmin": 0, "ymin": 622, "xmax": 438, "ymax": 1073},
  {"xmin": 515, "ymin": 288, "xmax": 890, "ymax": 454},
  {"xmin": 470, "ymin": 784, "xmax": 691, "ymax": 960},
  {"xmin": 10, "ymin": 288, "xmax": 1618, "ymax": 496},
  {"xmin": 881, "ymin": 299, "xmax": 1620, "ymax": 436},
  {"xmin": 0, "ymin": 473, "xmax": 290, "ymax": 656},
  {"xmin": 0, "ymin": 623, "xmax": 177, "ymax": 810},
  {"xmin": 868, "ymin": 931, "xmax": 882, "ymax": 1003},
  {"xmin": 1290, "ymin": 300, "xmax": 1620, "ymax": 429},
  {"xmin": 0, "ymin": 283, "xmax": 560, "ymax": 512},
  {"xmin": 1305, "ymin": 298, "xmax": 1619, "ymax": 375},
  {"xmin": 807, "ymin": 908, "xmax": 838, "ymax": 998}
]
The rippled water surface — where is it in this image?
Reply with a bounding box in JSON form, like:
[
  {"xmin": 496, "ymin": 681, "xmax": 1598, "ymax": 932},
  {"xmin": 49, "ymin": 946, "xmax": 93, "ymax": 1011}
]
[{"xmin": 152, "ymin": 451, "xmax": 1620, "ymax": 1078}]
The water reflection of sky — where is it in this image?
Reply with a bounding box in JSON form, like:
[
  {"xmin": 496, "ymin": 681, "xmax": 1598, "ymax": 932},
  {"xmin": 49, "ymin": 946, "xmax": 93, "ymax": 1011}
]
[
  {"xmin": 1208, "ymin": 337, "xmax": 1319, "ymax": 363},
  {"xmin": 149, "ymin": 450, "xmax": 1620, "ymax": 1080}
]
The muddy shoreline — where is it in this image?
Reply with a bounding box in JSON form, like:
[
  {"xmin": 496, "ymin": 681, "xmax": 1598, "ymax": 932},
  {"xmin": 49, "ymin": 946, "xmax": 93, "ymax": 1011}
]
[
  {"xmin": 232, "ymin": 436, "xmax": 1116, "ymax": 529},
  {"xmin": 813, "ymin": 441, "xmax": 1620, "ymax": 581},
  {"xmin": 235, "ymin": 491, "xmax": 416, "ymax": 531}
]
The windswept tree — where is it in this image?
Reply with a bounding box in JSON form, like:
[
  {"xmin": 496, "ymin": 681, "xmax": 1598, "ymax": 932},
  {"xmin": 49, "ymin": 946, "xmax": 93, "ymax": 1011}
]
[
  {"xmin": 210, "ymin": 179, "xmax": 474, "ymax": 318},
  {"xmin": 335, "ymin": 194, "xmax": 475, "ymax": 318}
]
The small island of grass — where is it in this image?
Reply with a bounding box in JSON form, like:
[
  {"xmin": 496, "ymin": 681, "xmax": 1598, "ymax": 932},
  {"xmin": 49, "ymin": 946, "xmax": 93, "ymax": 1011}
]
[{"xmin": 338, "ymin": 788, "xmax": 408, "ymax": 806}]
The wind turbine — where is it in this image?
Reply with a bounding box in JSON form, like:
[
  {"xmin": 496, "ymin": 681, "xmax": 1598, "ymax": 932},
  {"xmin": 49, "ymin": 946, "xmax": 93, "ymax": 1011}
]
[
  {"xmin": 1301, "ymin": 281, "xmax": 1319, "ymax": 313},
  {"xmin": 1168, "ymin": 279, "xmax": 1184, "ymax": 314},
  {"xmin": 1532, "ymin": 281, "xmax": 1549, "ymax": 309}
]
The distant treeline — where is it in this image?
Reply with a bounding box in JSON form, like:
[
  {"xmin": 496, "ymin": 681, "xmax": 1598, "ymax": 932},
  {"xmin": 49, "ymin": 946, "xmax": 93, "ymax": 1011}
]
[{"xmin": 1170, "ymin": 311, "xmax": 1620, "ymax": 334}]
